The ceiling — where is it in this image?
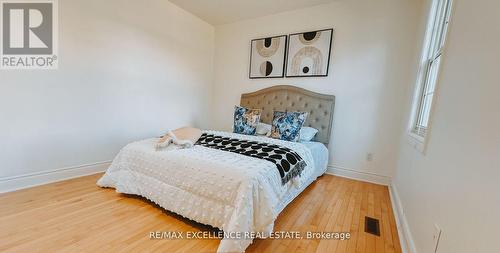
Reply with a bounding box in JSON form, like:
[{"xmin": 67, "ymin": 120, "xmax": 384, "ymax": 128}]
[{"xmin": 169, "ymin": 0, "xmax": 336, "ymax": 25}]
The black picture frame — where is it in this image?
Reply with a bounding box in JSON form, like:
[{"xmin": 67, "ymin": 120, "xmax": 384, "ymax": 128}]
[
  {"xmin": 249, "ymin": 35, "xmax": 287, "ymax": 79},
  {"xmin": 285, "ymin": 28, "xmax": 333, "ymax": 78}
]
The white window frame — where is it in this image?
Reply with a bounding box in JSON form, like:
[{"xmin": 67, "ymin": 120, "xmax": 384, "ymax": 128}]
[{"xmin": 407, "ymin": 0, "xmax": 454, "ymax": 153}]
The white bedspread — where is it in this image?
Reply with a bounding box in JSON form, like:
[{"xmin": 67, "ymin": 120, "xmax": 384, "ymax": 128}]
[{"xmin": 97, "ymin": 130, "xmax": 327, "ymax": 252}]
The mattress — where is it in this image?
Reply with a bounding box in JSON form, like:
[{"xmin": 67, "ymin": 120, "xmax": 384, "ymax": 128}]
[
  {"xmin": 301, "ymin": 141, "xmax": 329, "ymax": 175},
  {"xmin": 97, "ymin": 130, "xmax": 328, "ymax": 252}
]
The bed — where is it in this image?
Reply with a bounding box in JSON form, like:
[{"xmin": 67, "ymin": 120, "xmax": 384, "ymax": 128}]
[{"xmin": 97, "ymin": 85, "xmax": 335, "ymax": 252}]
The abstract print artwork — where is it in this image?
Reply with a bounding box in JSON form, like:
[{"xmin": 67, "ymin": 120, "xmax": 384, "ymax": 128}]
[
  {"xmin": 286, "ymin": 29, "xmax": 333, "ymax": 77},
  {"xmin": 249, "ymin": 35, "xmax": 287, "ymax": 78}
]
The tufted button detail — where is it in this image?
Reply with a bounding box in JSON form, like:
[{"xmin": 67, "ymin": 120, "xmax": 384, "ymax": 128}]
[{"xmin": 241, "ymin": 89, "xmax": 334, "ymax": 144}]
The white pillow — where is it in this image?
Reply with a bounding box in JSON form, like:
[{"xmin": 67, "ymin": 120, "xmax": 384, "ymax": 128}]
[
  {"xmin": 257, "ymin": 123, "xmax": 318, "ymax": 141},
  {"xmin": 300, "ymin": 127, "xmax": 319, "ymax": 141},
  {"xmin": 256, "ymin": 122, "xmax": 272, "ymax": 135}
]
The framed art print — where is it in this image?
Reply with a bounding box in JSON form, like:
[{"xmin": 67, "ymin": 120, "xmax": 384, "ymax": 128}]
[
  {"xmin": 249, "ymin": 35, "xmax": 287, "ymax": 79},
  {"xmin": 286, "ymin": 29, "xmax": 333, "ymax": 77}
]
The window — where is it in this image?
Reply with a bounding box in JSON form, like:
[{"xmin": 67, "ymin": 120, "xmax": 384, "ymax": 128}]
[{"xmin": 409, "ymin": 0, "xmax": 453, "ymax": 145}]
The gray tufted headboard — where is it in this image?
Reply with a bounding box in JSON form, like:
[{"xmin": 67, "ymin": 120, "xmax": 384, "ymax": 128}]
[{"xmin": 241, "ymin": 85, "xmax": 335, "ymax": 145}]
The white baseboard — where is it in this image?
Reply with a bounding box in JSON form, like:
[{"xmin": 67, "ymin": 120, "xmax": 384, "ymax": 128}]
[
  {"xmin": 0, "ymin": 161, "xmax": 111, "ymax": 193},
  {"xmin": 326, "ymin": 165, "xmax": 391, "ymax": 186},
  {"xmin": 389, "ymin": 182, "xmax": 417, "ymax": 253}
]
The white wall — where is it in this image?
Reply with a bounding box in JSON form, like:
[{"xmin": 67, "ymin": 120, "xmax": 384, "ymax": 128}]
[
  {"xmin": 393, "ymin": 0, "xmax": 500, "ymax": 252},
  {"xmin": 0, "ymin": 0, "xmax": 214, "ymax": 183},
  {"xmin": 211, "ymin": 0, "xmax": 423, "ymax": 181}
]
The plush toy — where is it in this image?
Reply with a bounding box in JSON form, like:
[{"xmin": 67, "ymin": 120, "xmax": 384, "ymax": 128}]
[{"xmin": 156, "ymin": 127, "xmax": 202, "ymax": 150}]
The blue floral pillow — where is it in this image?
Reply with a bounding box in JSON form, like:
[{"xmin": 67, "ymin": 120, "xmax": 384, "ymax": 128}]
[
  {"xmin": 233, "ymin": 106, "xmax": 261, "ymax": 135},
  {"xmin": 270, "ymin": 111, "xmax": 308, "ymax": 142}
]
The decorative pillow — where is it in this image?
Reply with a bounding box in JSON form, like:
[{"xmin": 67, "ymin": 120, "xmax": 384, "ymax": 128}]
[
  {"xmin": 270, "ymin": 111, "xmax": 308, "ymax": 142},
  {"xmin": 300, "ymin": 127, "xmax": 319, "ymax": 142},
  {"xmin": 256, "ymin": 122, "xmax": 272, "ymax": 136},
  {"xmin": 233, "ymin": 106, "xmax": 261, "ymax": 135}
]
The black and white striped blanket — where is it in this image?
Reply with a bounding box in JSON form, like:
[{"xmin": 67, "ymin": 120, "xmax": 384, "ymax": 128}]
[{"xmin": 196, "ymin": 133, "xmax": 307, "ymax": 185}]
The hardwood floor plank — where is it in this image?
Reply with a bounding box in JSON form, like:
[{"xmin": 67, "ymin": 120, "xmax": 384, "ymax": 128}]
[
  {"xmin": 355, "ymin": 182, "xmax": 368, "ymax": 253},
  {"xmin": 345, "ymin": 181, "xmax": 363, "ymax": 253},
  {"xmin": 0, "ymin": 173, "xmax": 402, "ymax": 253}
]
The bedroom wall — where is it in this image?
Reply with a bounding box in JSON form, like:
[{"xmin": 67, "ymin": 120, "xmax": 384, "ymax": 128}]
[
  {"xmin": 0, "ymin": 0, "xmax": 214, "ymax": 190},
  {"xmin": 211, "ymin": 0, "xmax": 423, "ymax": 182},
  {"xmin": 392, "ymin": 0, "xmax": 500, "ymax": 252}
]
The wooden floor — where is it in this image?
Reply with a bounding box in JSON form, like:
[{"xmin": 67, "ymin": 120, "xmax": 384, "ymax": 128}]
[{"xmin": 0, "ymin": 173, "xmax": 401, "ymax": 253}]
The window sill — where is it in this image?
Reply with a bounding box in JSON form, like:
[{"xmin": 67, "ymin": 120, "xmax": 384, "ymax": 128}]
[{"xmin": 407, "ymin": 132, "xmax": 427, "ymax": 154}]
